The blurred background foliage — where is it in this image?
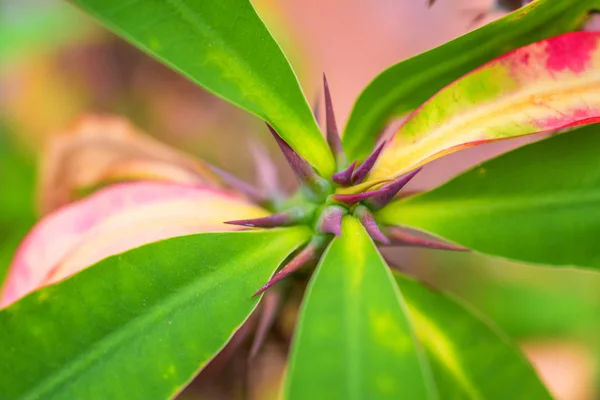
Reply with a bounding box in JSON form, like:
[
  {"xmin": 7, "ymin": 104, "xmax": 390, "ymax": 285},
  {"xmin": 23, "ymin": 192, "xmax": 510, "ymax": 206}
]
[{"xmin": 0, "ymin": 0, "xmax": 597, "ymax": 399}]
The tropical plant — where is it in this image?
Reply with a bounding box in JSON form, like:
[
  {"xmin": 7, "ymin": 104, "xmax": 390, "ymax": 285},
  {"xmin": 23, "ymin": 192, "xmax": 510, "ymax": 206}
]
[{"xmin": 1, "ymin": 0, "xmax": 600, "ymax": 399}]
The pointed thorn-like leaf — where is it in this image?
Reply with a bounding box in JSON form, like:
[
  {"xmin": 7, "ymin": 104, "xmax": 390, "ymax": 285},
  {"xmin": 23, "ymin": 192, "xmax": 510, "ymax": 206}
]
[
  {"xmin": 253, "ymin": 244, "xmax": 318, "ymax": 297},
  {"xmin": 225, "ymin": 208, "xmax": 304, "ymax": 228},
  {"xmin": 332, "ymin": 188, "xmax": 388, "ymax": 206},
  {"xmin": 355, "ymin": 205, "xmax": 390, "ymax": 244},
  {"xmin": 208, "ymin": 164, "xmax": 267, "ymax": 204},
  {"xmin": 365, "ymin": 168, "xmax": 421, "ymax": 210},
  {"xmin": 267, "ymin": 124, "xmax": 316, "ymax": 183},
  {"xmin": 266, "ymin": 124, "xmax": 330, "ymax": 200},
  {"xmin": 387, "ymin": 227, "xmax": 468, "ymax": 251},
  {"xmin": 249, "ymin": 290, "xmax": 281, "ymax": 359},
  {"xmin": 323, "ymin": 74, "xmax": 345, "ymax": 164},
  {"xmin": 351, "ymin": 141, "xmax": 386, "ymax": 184},
  {"xmin": 332, "ymin": 161, "xmax": 356, "ymax": 186},
  {"xmin": 316, "ymin": 205, "xmax": 345, "ymax": 236}
]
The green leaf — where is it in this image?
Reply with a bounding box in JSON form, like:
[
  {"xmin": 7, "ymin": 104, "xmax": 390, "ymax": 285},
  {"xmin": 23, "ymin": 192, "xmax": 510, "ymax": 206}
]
[
  {"xmin": 71, "ymin": 0, "xmax": 335, "ymax": 176},
  {"xmin": 284, "ymin": 217, "xmax": 434, "ymax": 399},
  {"xmin": 412, "ymin": 250, "xmax": 600, "ymax": 339},
  {"xmin": 378, "ymin": 124, "xmax": 600, "ymax": 270},
  {"xmin": 343, "ymin": 0, "xmax": 600, "ymax": 161},
  {"xmin": 0, "ymin": 227, "xmax": 310, "ymax": 400},
  {"xmin": 395, "ymin": 274, "xmax": 552, "ymax": 399}
]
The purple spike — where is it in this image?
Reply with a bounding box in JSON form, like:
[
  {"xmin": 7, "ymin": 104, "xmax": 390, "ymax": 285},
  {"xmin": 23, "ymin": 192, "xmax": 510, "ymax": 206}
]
[
  {"xmin": 225, "ymin": 208, "xmax": 303, "ymax": 228},
  {"xmin": 207, "ymin": 164, "xmax": 267, "ymax": 204},
  {"xmin": 253, "ymin": 244, "xmax": 317, "ymax": 297},
  {"xmin": 365, "ymin": 168, "xmax": 422, "ymax": 210},
  {"xmin": 351, "ymin": 141, "xmax": 386, "ymax": 185},
  {"xmin": 249, "ymin": 290, "xmax": 281, "ymax": 359},
  {"xmin": 355, "ymin": 206, "xmax": 390, "ymax": 244},
  {"xmin": 323, "ymin": 74, "xmax": 345, "ymax": 163},
  {"xmin": 317, "ymin": 205, "xmax": 345, "ymax": 236},
  {"xmin": 332, "ymin": 161, "xmax": 356, "ymax": 186},
  {"xmin": 266, "ymin": 124, "xmax": 330, "ymax": 200},
  {"xmin": 332, "ymin": 187, "xmax": 388, "ymax": 206},
  {"xmin": 387, "ymin": 227, "xmax": 467, "ymax": 251}
]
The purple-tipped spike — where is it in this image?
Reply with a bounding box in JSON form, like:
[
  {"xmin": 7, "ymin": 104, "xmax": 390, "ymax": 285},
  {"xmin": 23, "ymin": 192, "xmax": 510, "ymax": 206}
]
[
  {"xmin": 249, "ymin": 290, "xmax": 280, "ymax": 359},
  {"xmin": 387, "ymin": 227, "xmax": 467, "ymax": 251},
  {"xmin": 266, "ymin": 124, "xmax": 330, "ymax": 200},
  {"xmin": 332, "ymin": 161, "xmax": 356, "ymax": 186},
  {"xmin": 267, "ymin": 124, "xmax": 315, "ymax": 183},
  {"xmin": 316, "ymin": 205, "xmax": 345, "ymax": 236},
  {"xmin": 323, "ymin": 74, "xmax": 345, "ymax": 164},
  {"xmin": 225, "ymin": 208, "xmax": 304, "ymax": 228},
  {"xmin": 355, "ymin": 205, "xmax": 390, "ymax": 244},
  {"xmin": 208, "ymin": 164, "xmax": 267, "ymax": 204},
  {"xmin": 253, "ymin": 244, "xmax": 318, "ymax": 297},
  {"xmin": 351, "ymin": 141, "xmax": 386, "ymax": 185},
  {"xmin": 332, "ymin": 187, "xmax": 388, "ymax": 206},
  {"xmin": 365, "ymin": 168, "xmax": 422, "ymax": 210}
]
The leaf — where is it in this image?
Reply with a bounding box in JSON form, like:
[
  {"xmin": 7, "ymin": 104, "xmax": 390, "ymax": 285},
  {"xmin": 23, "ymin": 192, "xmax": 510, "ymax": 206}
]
[
  {"xmin": 71, "ymin": 0, "xmax": 335, "ymax": 176},
  {"xmin": 1, "ymin": 181, "xmax": 269, "ymax": 307},
  {"xmin": 395, "ymin": 274, "xmax": 552, "ymax": 399},
  {"xmin": 462, "ymin": 260, "xmax": 600, "ymax": 338},
  {"xmin": 343, "ymin": 0, "xmax": 600, "ymax": 161},
  {"xmin": 284, "ymin": 217, "xmax": 434, "ymax": 399},
  {"xmin": 38, "ymin": 114, "xmax": 222, "ymax": 215},
  {"xmin": 0, "ymin": 227, "xmax": 310, "ymax": 400},
  {"xmin": 369, "ymin": 31, "xmax": 600, "ymax": 181},
  {"xmin": 378, "ymin": 124, "xmax": 600, "ymax": 270}
]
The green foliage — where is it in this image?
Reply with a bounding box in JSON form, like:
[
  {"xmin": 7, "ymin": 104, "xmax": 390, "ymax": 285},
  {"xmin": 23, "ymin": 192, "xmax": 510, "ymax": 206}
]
[
  {"xmin": 379, "ymin": 125, "xmax": 600, "ymax": 269},
  {"xmin": 343, "ymin": 0, "xmax": 600, "ymax": 161},
  {"xmin": 70, "ymin": 0, "xmax": 335, "ymax": 176},
  {"xmin": 395, "ymin": 275, "xmax": 551, "ymax": 399},
  {"xmin": 0, "ymin": 228, "xmax": 309, "ymax": 399},
  {"xmin": 285, "ymin": 218, "xmax": 550, "ymax": 399},
  {"xmin": 285, "ymin": 217, "xmax": 432, "ymax": 399},
  {"xmin": 2, "ymin": 0, "xmax": 599, "ymax": 398}
]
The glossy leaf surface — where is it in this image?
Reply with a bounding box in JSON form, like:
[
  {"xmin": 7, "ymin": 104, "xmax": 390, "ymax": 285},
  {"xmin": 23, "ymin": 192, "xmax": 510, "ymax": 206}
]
[
  {"xmin": 344, "ymin": 0, "xmax": 600, "ymax": 161},
  {"xmin": 396, "ymin": 274, "xmax": 552, "ymax": 399},
  {"xmin": 0, "ymin": 227, "xmax": 310, "ymax": 400},
  {"xmin": 1, "ymin": 181, "xmax": 268, "ymax": 307},
  {"xmin": 370, "ymin": 31, "xmax": 600, "ymax": 181},
  {"xmin": 379, "ymin": 124, "xmax": 600, "ymax": 269},
  {"xmin": 71, "ymin": 0, "xmax": 334, "ymax": 175},
  {"xmin": 285, "ymin": 217, "xmax": 433, "ymax": 399}
]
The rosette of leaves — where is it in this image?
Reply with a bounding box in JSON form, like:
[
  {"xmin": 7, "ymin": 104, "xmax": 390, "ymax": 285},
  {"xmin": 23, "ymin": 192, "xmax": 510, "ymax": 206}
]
[{"xmin": 2, "ymin": 0, "xmax": 600, "ymax": 399}]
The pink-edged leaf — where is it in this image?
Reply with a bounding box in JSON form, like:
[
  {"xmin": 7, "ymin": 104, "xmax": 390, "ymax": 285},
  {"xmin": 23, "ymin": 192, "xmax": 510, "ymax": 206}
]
[
  {"xmin": 369, "ymin": 32, "xmax": 600, "ymax": 181},
  {"xmin": 0, "ymin": 181, "xmax": 267, "ymax": 307}
]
